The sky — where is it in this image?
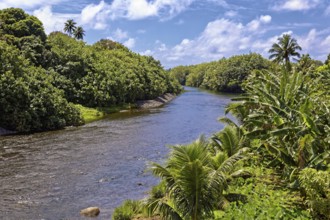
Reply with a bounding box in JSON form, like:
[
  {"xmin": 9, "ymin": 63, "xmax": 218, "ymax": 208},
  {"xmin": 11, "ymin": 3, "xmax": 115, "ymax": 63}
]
[{"xmin": 0, "ymin": 0, "xmax": 330, "ymax": 68}]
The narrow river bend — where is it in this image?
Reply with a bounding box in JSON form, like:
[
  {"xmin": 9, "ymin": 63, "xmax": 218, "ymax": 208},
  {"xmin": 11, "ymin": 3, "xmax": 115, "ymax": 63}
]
[{"xmin": 0, "ymin": 87, "xmax": 234, "ymax": 219}]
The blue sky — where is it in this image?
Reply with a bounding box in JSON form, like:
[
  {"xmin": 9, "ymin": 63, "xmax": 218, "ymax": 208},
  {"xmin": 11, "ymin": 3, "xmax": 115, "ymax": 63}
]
[{"xmin": 1, "ymin": 0, "xmax": 330, "ymax": 68}]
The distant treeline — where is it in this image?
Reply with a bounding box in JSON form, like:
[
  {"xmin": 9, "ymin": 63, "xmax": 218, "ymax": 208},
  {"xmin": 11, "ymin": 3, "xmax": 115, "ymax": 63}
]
[
  {"xmin": 0, "ymin": 8, "xmax": 181, "ymax": 133},
  {"xmin": 169, "ymin": 53, "xmax": 324, "ymax": 93}
]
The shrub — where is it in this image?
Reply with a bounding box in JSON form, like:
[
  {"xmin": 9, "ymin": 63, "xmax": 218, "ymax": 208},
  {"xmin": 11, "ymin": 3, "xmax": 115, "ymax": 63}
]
[
  {"xmin": 299, "ymin": 168, "xmax": 330, "ymax": 219},
  {"xmin": 112, "ymin": 200, "xmax": 142, "ymax": 220}
]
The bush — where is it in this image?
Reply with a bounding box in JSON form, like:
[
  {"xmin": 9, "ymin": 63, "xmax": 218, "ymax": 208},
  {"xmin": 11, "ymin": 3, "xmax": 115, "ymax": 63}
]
[
  {"xmin": 0, "ymin": 41, "xmax": 83, "ymax": 132},
  {"xmin": 299, "ymin": 168, "xmax": 330, "ymax": 219},
  {"xmin": 112, "ymin": 200, "xmax": 142, "ymax": 220}
]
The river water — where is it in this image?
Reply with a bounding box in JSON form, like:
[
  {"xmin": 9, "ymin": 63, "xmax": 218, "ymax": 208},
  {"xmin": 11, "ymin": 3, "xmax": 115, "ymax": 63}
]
[{"xmin": 0, "ymin": 87, "xmax": 234, "ymax": 219}]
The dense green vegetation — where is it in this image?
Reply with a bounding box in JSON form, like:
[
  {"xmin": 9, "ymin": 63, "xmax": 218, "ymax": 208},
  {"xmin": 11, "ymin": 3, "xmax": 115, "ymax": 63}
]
[
  {"xmin": 114, "ymin": 36, "xmax": 329, "ymax": 219},
  {"xmin": 169, "ymin": 53, "xmax": 271, "ymax": 93},
  {"xmin": 0, "ymin": 8, "xmax": 181, "ymax": 133}
]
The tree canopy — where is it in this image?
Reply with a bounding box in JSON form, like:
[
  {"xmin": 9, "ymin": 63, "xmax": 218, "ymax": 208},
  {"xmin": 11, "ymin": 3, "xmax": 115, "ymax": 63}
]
[
  {"xmin": 0, "ymin": 8, "xmax": 181, "ymax": 133},
  {"xmin": 170, "ymin": 53, "xmax": 270, "ymax": 93}
]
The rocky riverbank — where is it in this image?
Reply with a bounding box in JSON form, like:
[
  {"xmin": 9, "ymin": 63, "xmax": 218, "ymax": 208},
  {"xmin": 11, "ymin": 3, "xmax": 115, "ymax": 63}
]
[{"xmin": 136, "ymin": 93, "xmax": 176, "ymax": 109}]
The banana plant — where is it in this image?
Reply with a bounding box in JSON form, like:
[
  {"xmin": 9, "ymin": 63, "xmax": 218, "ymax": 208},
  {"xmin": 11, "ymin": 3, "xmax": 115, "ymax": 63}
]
[{"xmin": 225, "ymin": 69, "xmax": 329, "ymax": 179}]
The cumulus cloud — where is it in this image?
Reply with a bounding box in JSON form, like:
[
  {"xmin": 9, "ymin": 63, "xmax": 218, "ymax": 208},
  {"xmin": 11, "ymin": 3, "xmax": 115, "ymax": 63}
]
[
  {"xmin": 123, "ymin": 38, "xmax": 136, "ymax": 48},
  {"xmin": 107, "ymin": 0, "xmax": 194, "ymax": 20},
  {"xmin": 33, "ymin": 6, "xmax": 77, "ymax": 34},
  {"xmin": 144, "ymin": 14, "xmax": 330, "ymax": 67},
  {"xmin": 273, "ymin": 0, "xmax": 321, "ymax": 11},
  {"xmin": 79, "ymin": 1, "xmax": 111, "ymax": 30},
  {"xmin": 141, "ymin": 50, "xmax": 154, "ymax": 56},
  {"xmin": 0, "ymin": 0, "xmax": 64, "ymax": 10},
  {"xmin": 29, "ymin": 0, "xmax": 196, "ymax": 34},
  {"xmin": 113, "ymin": 28, "xmax": 129, "ymax": 40},
  {"xmin": 149, "ymin": 16, "xmax": 273, "ymax": 66},
  {"xmin": 107, "ymin": 28, "xmax": 136, "ymax": 49},
  {"xmin": 224, "ymin": 10, "xmax": 238, "ymax": 18}
]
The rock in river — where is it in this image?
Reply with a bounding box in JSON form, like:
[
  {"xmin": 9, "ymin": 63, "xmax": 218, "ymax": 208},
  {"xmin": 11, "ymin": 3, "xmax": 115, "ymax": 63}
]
[{"xmin": 80, "ymin": 207, "xmax": 100, "ymax": 217}]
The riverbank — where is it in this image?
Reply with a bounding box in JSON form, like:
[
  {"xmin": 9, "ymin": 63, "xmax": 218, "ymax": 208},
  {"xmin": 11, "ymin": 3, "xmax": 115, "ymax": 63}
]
[
  {"xmin": 0, "ymin": 93, "xmax": 177, "ymax": 136},
  {"xmin": 0, "ymin": 87, "xmax": 232, "ymax": 219},
  {"xmin": 136, "ymin": 93, "xmax": 176, "ymax": 109}
]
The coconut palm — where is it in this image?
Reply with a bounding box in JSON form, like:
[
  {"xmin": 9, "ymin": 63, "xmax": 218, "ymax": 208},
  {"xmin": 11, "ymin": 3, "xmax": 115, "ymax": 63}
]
[
  {"xmin": 145, "ymin": 138, "xmax": 245, "ymax": 220},
  {"xmin": 63, "ymin": 19, "xmax": 76, "ymax": 36},
  {"xmin": 269, "ymin": 34, "xmax": 302, "ymax": 71},
  {"xmin": 73, "ymin": 26, "xmax": 85, "ymax": 40}
]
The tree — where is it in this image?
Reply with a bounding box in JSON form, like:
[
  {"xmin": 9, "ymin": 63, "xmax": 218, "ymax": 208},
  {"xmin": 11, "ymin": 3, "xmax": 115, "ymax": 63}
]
[
  {"xmin": 63, "ymin": 19, "xmax": 76, "ymax": 36},
  {"xmin": 325, "ymin": 54, "xmax": 330, "ymax": 65},
  {"xmin": 146, "ymin": 138, "xmax": 245, "ymax": 220},
  {"xmin": 73, "ymin": 26, "xmax": 85, "ymax": 40},
  {"xmin": 269, "ymin": 34, "xmax": 302, "ymax": 71},
  {"xmin": 0, "ymin": 41, "xmax": 83, "ymax": 132}
]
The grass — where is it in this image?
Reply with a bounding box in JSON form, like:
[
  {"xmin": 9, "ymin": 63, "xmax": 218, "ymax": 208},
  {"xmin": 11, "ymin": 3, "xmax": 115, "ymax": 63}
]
[{"xmin": 75, "ymin": 103, "xmax": 135, "ymax": 123}]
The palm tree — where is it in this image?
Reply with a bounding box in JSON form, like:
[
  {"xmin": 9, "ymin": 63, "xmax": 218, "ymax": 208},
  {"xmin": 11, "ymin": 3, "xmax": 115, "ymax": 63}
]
[
  {"xmin": 269, "ymin": 34, "xmax": 302, "ymax": 71},
  {"xmin": 63, "ymin": 19, "xmax": 76, "ymax": 36},
  {"xmin": 73, "ymin": 26, "xmax": 85, "ymax": 40},
  {"xmin": 145, "ymin": 138, "xmax": 245, "ymax": 220}
]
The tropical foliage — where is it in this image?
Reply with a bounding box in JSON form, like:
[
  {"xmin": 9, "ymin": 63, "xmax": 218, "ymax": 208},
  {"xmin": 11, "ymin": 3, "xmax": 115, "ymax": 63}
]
[
  {"xmin": 268, "ymin": 34, "xmax": 302, "ymax": 71},
  {"xmin": 299, "ymin": 168, "xmax": 330, "ymax": 219},
  {"xmin": 114, "ymin": 36, "xmax": 329, "ymax": 220},
  {"xmin": 229, "ymin": 69, "xmax": 329, "ymax": 178},
  {"xmin": 145, "ymin": 138, "xmax": 246, "ymax": 220},
  {"xmin": 0, "ymin": 8, "xmax": 181, "ymax": 133},
  {"xmin": 169, "ymin": 53, "xmax": 270, "ymax": 93}
]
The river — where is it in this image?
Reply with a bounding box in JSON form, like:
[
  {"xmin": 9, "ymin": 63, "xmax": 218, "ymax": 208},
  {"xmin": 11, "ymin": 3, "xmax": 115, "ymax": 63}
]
[{"xmin": 0, "ymin": 87, "xmax": 235, "ymax": 219}]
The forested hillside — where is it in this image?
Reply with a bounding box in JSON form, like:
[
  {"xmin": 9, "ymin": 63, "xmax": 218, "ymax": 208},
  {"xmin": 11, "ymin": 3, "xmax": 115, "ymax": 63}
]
[{"xmin": 0, "ymin": 8, "xmax": 181, "ymax": 133}]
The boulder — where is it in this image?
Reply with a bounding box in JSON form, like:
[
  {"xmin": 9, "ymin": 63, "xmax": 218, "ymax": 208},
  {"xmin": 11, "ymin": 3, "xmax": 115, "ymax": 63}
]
[{"xmin": 80, "ymin": 207, "xmax": 100, "ymax": 217}]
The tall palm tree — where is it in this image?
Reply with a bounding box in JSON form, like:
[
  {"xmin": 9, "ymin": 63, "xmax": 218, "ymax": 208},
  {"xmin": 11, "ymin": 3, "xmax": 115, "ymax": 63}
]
[
  {"xmin": 268, "ymin": 34, "xmax": 302, "ymax": 71},
  {"xmin": 145, "ymin": 138, "xmax": 245, "ymax": 220},
  {"xmin": 73, "ymin": 26, "xmax": 85, "ymax": 40},
  {"xmin": 63, "ymin": 19, "xmax": 76, "ymax": 36}
]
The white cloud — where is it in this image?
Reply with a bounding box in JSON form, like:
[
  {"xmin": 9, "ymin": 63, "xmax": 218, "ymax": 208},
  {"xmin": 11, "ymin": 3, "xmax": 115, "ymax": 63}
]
[
  {"xmin": 109, "ymin": 0, "xmax": 194, "ymax": 20},
  {"xmin": 0, "ymin": 0, "xmax": 64, "ymax": 10},
  {"xmin": 80, "ymin": 1, "xmax": 109, "ymax": 30},
  {"xmin": 247, "ymin": 15, "xmax": 272, "ymax": 31},
  {"xmin": 158, "ymin": 43, "xmax": 167, "ymax": 51},
  {"xmin": 33, "ymin": 6, "xmax": 77, "ymax": 34},
  {"xmin": 144, "ymin": 15, "xmax": 330, "ymax": 68},
  {"xmin": 325, "ymin": 6, "xmax": 330, "ymax": 16},
  {"xmin": 149, "ymin": 16, "xmax": 274, "ymax": 66},
  {"xmin": 141, "ymin": 50, "xmax": 154, "ymax": 56},
  {"xmin": 260, "ymin": 15, "xmax": 272, "ymax": 24},
  {"xmin": 224, "ymin": 10, "xmax": 238, "ymax": 18},
  {"xmin": 273, "ymin": 0, "xmax": 321, "ymax": 11},
  {"xmin": 114, "ymin": 28, "xmax": 128, "ymax": 40},
  {"xmin": 297, "ymin": 29, "xmax": 330, "ymax": 56},
  {"xmin": 107, "ymin": 28, "xmax": 135, "ymax": 49},
  {"xmin": 123, "ymin": 38, "xmax": 136, "ymax": 48}
]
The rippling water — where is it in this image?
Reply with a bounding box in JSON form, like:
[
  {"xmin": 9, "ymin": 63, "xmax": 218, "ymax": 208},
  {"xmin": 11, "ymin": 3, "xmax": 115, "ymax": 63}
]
[{"xmin": 0, "ymin": 87, "xmax": 235, "ymax": 219}]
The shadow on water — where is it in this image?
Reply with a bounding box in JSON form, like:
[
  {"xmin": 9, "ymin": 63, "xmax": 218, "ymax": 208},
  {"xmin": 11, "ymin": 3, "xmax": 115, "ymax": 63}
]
[{"xmin": 0, "ymin": 87, "xmax": 236, "ymax": 219}]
